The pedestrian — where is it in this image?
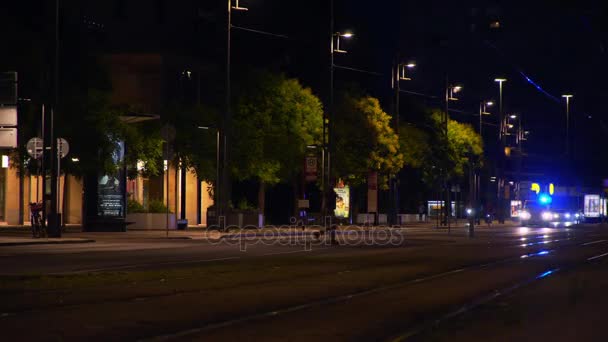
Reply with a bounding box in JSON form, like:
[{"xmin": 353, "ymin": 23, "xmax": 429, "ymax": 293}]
[{"xmin": 418, "ymin": 203, "xmax": 425, "ymax": 222}]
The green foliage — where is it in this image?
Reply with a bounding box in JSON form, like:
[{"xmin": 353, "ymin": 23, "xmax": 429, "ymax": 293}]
[
  {"xmin": 334, "ymin": 94, "xmax": 404, "ymax": 188},
  {"xmin": 399, "ymin": 124, "xmax": 432, "ymax": 169},
  {"xmin": 127, "ymin": 199, "xmax": 169, "ymax": 214},
  {"xmin": 426, "ymin": 109, "xmax": 483, "ymax": 180},
  {"xmin": 148, "ymin": 199, "xmax": 170, "ymax": 213},
  {"xmin": 398, "ymin": 109, "xmax": 483, "ymax": 188},
  {"xmin": 164, "ymin": 104, "xmax": 220, "ymax": 183},
  {"xmin": 232, "ymin": 70, "xmax": 324, "ymax": 185},
  {"xmin": 236, "ymin": 198, "xmax": 257, "ymax": 211},
  {"xmin": 127, "ymin": 199, "xmax": 146, "ymax": 213},
  {"xmin": 56, "ymin": 57, "xmax": 165, "ymax": 179},
  {"xmin": 122, "ymin": 121, "xmax": 164, "ymax": 179}
]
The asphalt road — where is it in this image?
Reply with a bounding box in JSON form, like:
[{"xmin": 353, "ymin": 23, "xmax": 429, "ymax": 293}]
[{"xmin": 0, "ymin": 224, "xmax": 607, "ymax": 341}]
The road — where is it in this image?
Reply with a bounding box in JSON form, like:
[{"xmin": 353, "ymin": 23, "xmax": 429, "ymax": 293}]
[{"xmin": 0, "ymin": 224, "xmax": 607, "ymax": 341}]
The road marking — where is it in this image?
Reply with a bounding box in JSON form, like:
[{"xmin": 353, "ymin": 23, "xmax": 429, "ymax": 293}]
[
  {"xmin": 582, "ymin": 240, "xmax": 607, "ymax": 246},
  {"xmin": 587, "ymin": 252, "xmax": 608, "ymax": 261}
]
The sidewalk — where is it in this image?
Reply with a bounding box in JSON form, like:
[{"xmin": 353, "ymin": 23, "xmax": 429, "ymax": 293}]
[
  {"xmin": 0, "ymin": 237, "xmax": 96, "ymax": 247},
  {"xmin": 0, "ymin": 221, "xmax": 520, "ymax": 243}
]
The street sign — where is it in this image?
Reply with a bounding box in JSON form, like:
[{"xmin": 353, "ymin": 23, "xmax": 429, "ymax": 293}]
[
  {"xmin": 57, "ymin": 138, "xmax": 69, "ymax": 158},
  {"xmin": 304, "ymin": 156, "xmax": 317, "ymax": 182},
  {"xmin": 0, "ymin": 128, "xmax": 17, "ymax": 148},
  {"xmin": 26, "ymin": 137, "xmax": 43, "ymax": 159},
  {"xmin": 0, "ymin": 106, "xmax": 17, "ymax": 126}
]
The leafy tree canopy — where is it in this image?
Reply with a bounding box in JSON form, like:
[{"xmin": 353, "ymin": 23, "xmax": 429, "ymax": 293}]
[
  {"xmin": 232, "ymin": 70, "xmax": 324, "ymax": 185},
  {"xmin": 334, "ymin": 93, "xmax": 404, "ymax": 188}
]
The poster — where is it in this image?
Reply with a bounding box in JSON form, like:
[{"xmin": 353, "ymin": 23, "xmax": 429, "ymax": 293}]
[
  {"xmin": 334, "ymin": 186, "xmax": 350, "ymax": 218},
  {"xmin": 98, "ymin": 141, "xmax": 126, "ymax": 217},
  {"xmin": 510, "ymin": 200, "xmax": 522, "ymax": 217},
  {"xmin": 584, "ymin": 194, "xmax": 601, "ymax": 218}
]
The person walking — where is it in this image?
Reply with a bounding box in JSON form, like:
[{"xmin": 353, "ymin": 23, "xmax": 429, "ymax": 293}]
[{"xmin": 418, "ymin": 203, "xmax": 425, "ymax": 222}]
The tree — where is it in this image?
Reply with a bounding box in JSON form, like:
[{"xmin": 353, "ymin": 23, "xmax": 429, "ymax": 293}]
[
  {"xmin": 397, "ymin": 109, "xmax": 483, "ymax": 211},
  {"xmin": 58, "ymin": 58, "xmax": 164, "ymax": 180},
  {"xmin": 427, "ymin": 110, "xmax": 483, "ymax": 180},
  {"xmin": 334, "ymin": 94, "xmax": 404, "ymax": 188},
  {"xmin": 232, "ymin": 71, "xmax": 324, "ymax": 214},
  {"xmin": 163, "ymin": 104, "xmax": 220, "ymax": 183}
]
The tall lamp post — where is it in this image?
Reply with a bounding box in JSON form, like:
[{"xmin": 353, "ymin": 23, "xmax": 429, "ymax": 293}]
[
  {"xmin": 479, "ymin": 101, "xmax": 494, "ymax": 137},
  {"xmin": 562, "ymin": 94, "xmax": 573, "ymax": 157},
  {"xmin": 225, "ymin": 0, "xmax": 249, "ymax": 228},
  {"xmin": 390, "ymin": 61, "xmax": 415, "ymax": 225},
  {"xmin": 494, "ymin": 78, "xmax": 507, "ymax": 224},
  {"xmin": 444, "ymin": 81, "xmax": 462, "ymax": 233},
  {"xmin": 477, "ymin": 100, "xmax": 493, "ymax": 222},
  {"xmin": 327, "ymin": 22, "xmax": 353, "ymax": 221}
]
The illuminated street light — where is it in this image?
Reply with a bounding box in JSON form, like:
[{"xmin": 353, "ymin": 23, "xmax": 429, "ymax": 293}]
[
  {"xmin": 231, "ymin": 0, "xmax": 248, "ymax": 11},
  {"xmin": 479, "ymin": 100, "xmax": 494, "ymax": 136},
  {"xmin": 448, "ymin": 84, "xmax": 463, "ymax": 101},
  {"xmin": 494, "ymin": 77, "xmax": 507, "ymax": 224},
  {"xmin": 562, "ymin": 94, "xmax": 573, "ymax": 156},
  {"xmin": 333, "ymin": 31, "xmax": 354, "ymax": 53},
  {"xmin": 328, "ymin": 0, "xmax": 355, "ymax": 223},
  {"xmin": 510, "ymin": 114, "xmax": 517, "ymax": 119},
  {"xmin": 390, "ymin": 59, "xmax": 416, "ymax": 225},
  {"xmin": 443, "ymin": 80, "xmax": 463, "ymax": 231}
]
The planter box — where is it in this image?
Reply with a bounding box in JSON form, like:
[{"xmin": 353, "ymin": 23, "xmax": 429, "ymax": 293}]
[{"xmin": 126, "ymin": 213, "xmax": 176, "ymax": 230}]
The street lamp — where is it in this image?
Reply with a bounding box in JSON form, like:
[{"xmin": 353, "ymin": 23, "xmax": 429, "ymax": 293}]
[
  {"xmin": 224, "ymin": 0, "xmax": 250, "ymax": 228},
  {"xmin": 332, "ymin": 32, "xmax": 354, "ymax": 53},
  {"xmin": 224, "ymin": 0, "xmax": 249, "ymax": 230},
  {"xmin": 494, "ymin": 77, "xmax": 507, "ymax": 224},
  {"xmin": 479, "ymin": 100, "xmax": 493, "ymax": 137},
  {"xmin": 562, "ymin": 94, "xmax": 573, "ymax": 156},
  {"xmin": 328, "ymin": 0, "xmax": 354, "ymax": 222},
  {"xmin": 494, "ymin": 78, "xmax": 507, "ymax": 142},
  {"xmin": 390, "ymin": 60, "xmax": 416, "ymax": 225},
  {"xmin": 444, "ymin": 81, "xmax": 463, "ymax": 232}
]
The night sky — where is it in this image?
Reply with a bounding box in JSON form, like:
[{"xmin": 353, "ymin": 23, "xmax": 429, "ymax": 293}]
[{"xmin": 2, "ymin": 0, "xmax": 608, "ymax": 184}]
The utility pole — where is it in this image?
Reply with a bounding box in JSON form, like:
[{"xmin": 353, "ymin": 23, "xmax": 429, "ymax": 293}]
[
  {"xmin": 495, "ymin": 78, "xmax": 507, "ymax": 224},
  {"xmin": 48, "ymin": 0, "xmax": 61, "ymax": 237}
]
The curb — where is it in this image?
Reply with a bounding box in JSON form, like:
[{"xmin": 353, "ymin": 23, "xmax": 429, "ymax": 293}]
[{"xmin": 0, "ymin": 239, "xmax": 96, "ymax": 247}]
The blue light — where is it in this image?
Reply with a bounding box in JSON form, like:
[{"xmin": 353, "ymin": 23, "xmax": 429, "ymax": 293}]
[
  {"xmin": 539, "ymin": 193, "xmax": 552, "ymax": 204},
  {"xmin": 536, "ymin": 269, "xmax": 558, "ymax": 279}
]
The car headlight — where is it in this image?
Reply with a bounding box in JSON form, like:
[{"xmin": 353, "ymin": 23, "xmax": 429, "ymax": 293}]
[
  {"xmin": 564, "ymin": 213, "xmax": 571, "ymax": 219},
  {"xmin": 553, "ymin": 213, "xmax": 559, "ymax": 219},
  {"xmin": 575, "ymin": 213, "xmax": 580, "ymax": 218},
  {"xmin": 520, "ymin": 211, "xmax": 531, "ymax": 220},
  {"xmin": 542, "ymin": 212, "xmax": 553, "ymax": 221}
]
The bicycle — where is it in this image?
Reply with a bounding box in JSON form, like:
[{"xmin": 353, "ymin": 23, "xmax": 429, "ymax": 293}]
[{"xmin": 29, "ymin": 202, "xmax": 45, "ymax": 238}]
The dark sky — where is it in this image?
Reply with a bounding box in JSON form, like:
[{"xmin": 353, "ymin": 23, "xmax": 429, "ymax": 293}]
[{"xmin": 3, "ymin": 0, "xmax": 608, "ymax": 183}]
